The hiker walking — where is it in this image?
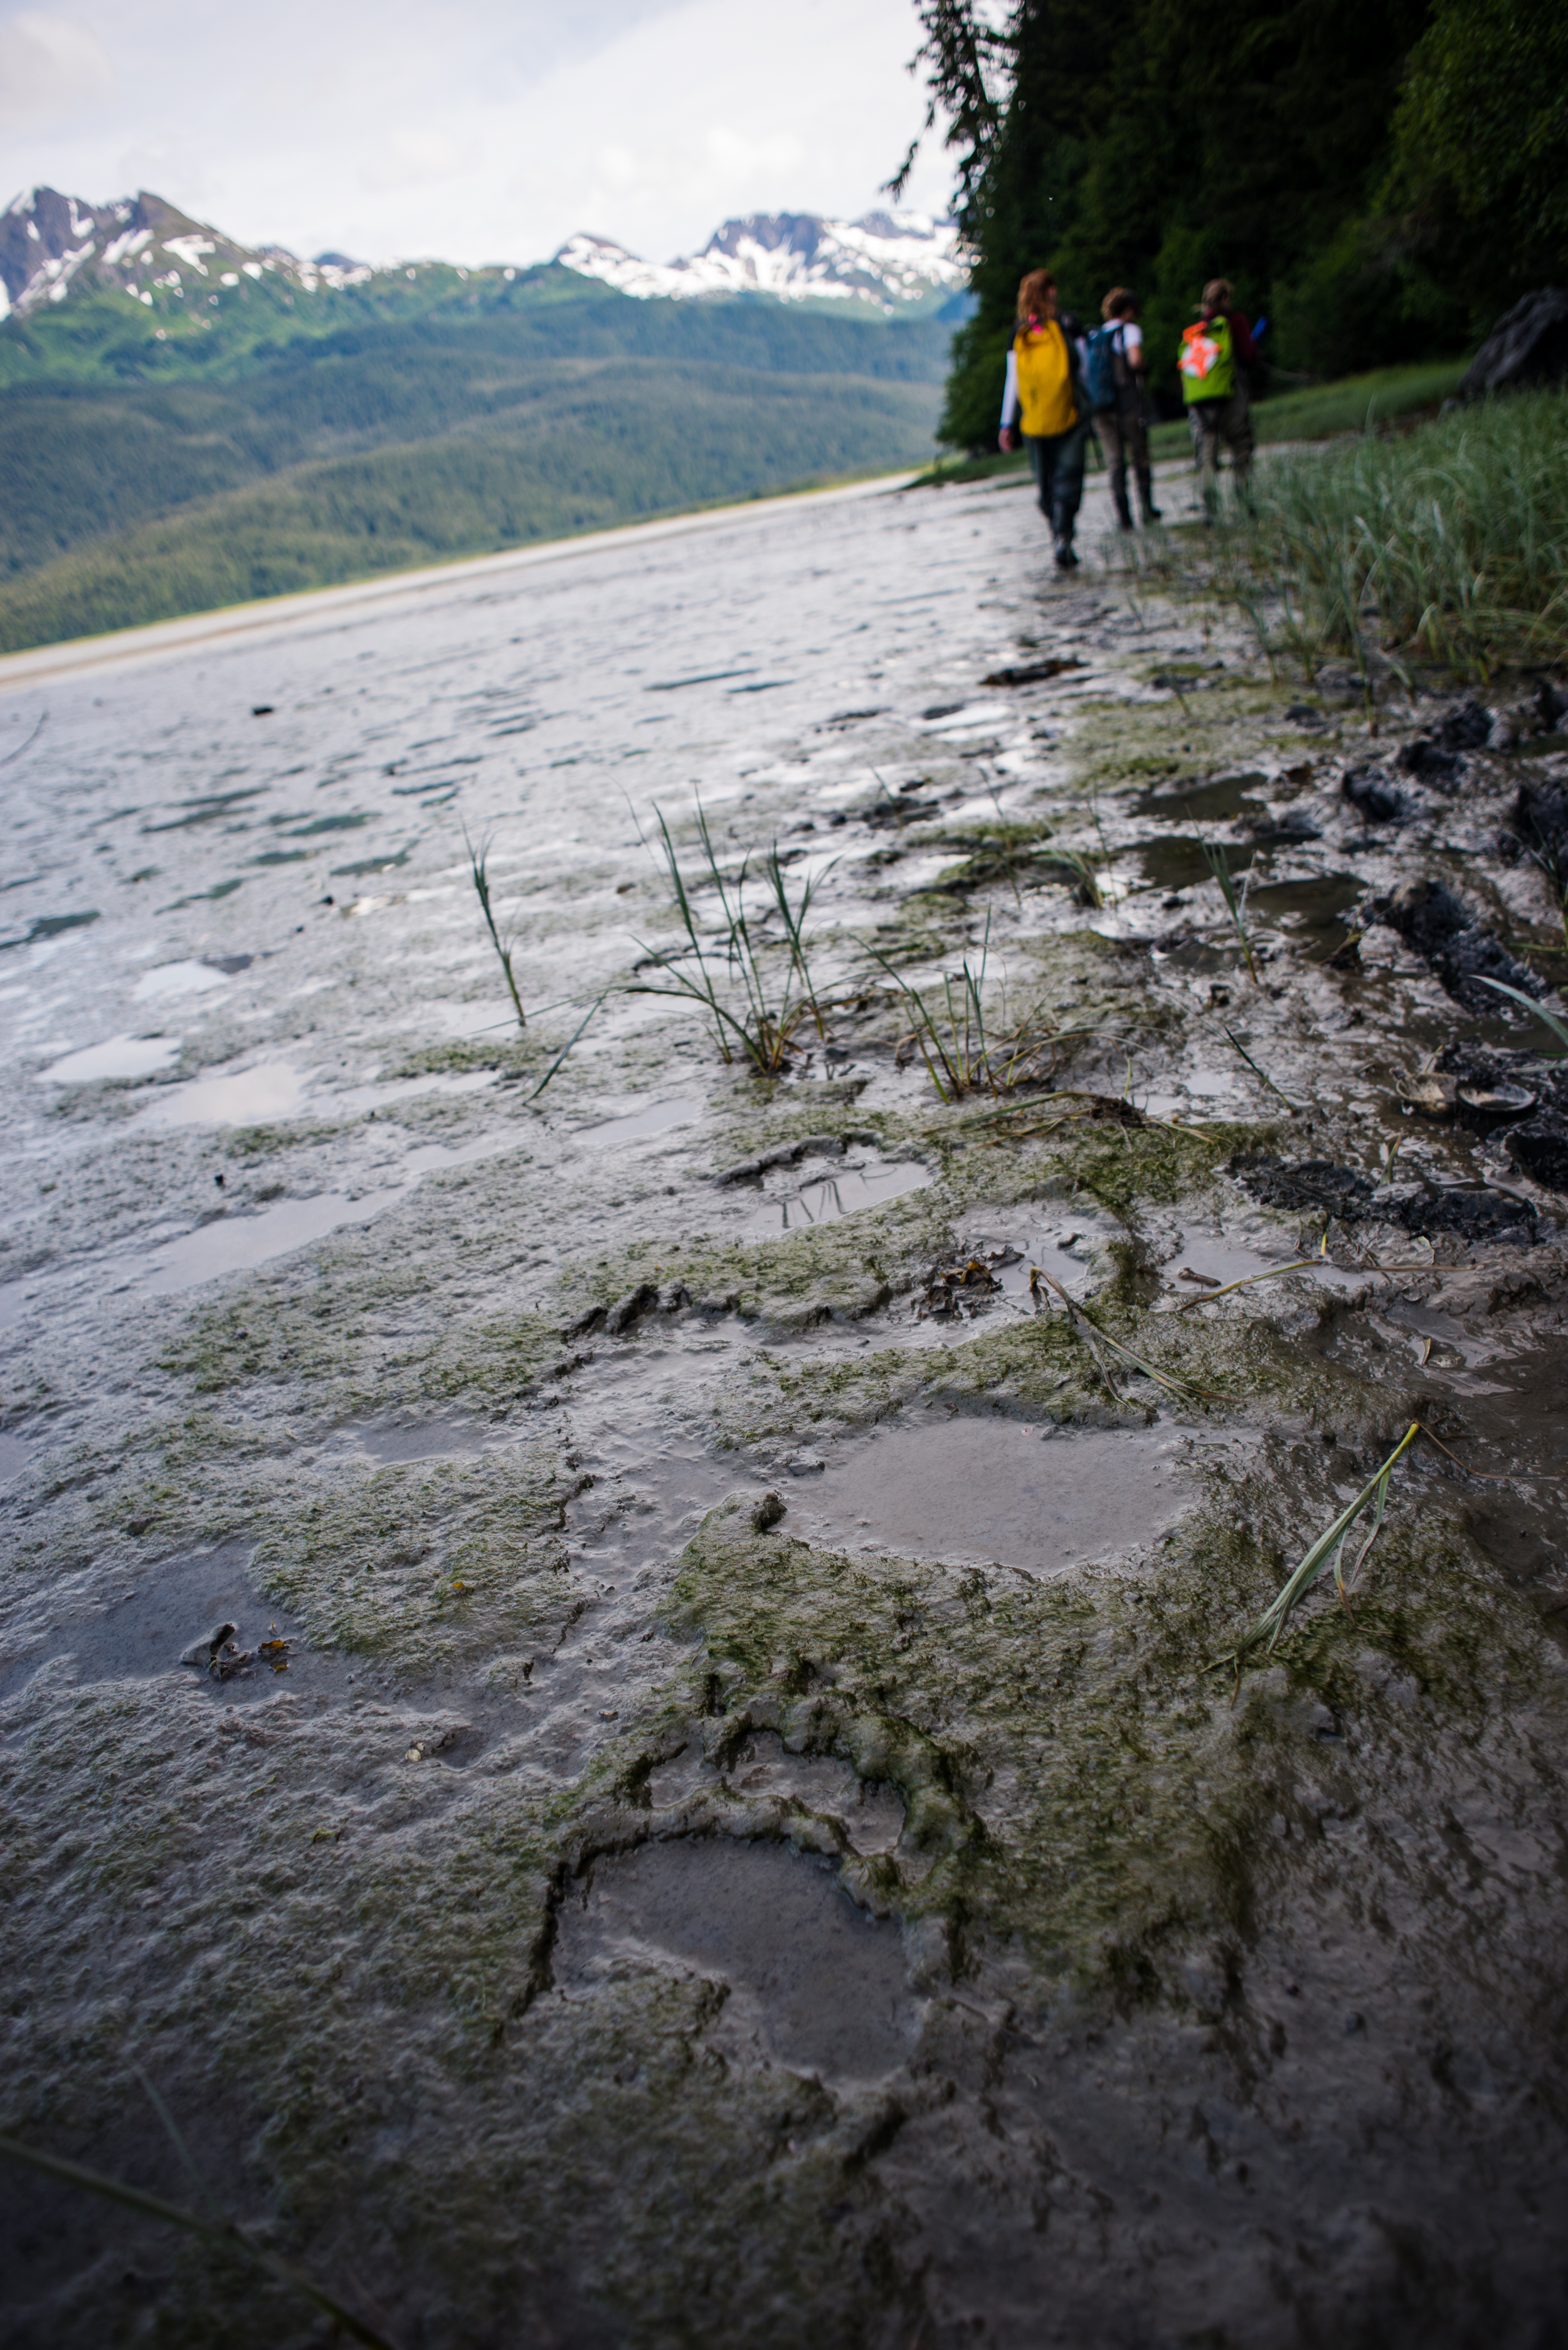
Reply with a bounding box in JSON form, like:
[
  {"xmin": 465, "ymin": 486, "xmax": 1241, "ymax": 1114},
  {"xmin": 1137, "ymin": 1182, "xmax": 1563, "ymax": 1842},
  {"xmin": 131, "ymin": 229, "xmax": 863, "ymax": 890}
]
[
  {"xmin": 1084, "ymin": 287, "xmax": 1160, "ymax": 529},
  {"xmin": 1179, "ymin": 278, "xmax": 1259, "ymax": 514},
  {"xmin": 999, "ymin": 270, "xmax": 1089, "ymax": 571}
]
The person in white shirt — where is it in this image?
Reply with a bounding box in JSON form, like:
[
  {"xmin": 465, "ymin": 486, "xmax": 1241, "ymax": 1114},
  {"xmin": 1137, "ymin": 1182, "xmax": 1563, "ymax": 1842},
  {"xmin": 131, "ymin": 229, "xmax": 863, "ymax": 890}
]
[{"xmin": 1091, "ymin": 287, "xmax": 1160, "ymax": 529}]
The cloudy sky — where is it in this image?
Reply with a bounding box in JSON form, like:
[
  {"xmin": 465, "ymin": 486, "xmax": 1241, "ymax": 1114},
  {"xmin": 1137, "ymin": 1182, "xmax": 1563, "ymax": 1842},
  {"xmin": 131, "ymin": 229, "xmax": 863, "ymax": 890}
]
[{"xmin": 0, "ymin": 0, "xmax": 957, "ymax": 265}]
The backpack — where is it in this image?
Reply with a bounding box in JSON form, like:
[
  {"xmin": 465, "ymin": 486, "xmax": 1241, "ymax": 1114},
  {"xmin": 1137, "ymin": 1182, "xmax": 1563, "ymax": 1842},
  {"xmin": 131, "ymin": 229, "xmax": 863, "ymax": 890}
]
[
  {"xmin": 1179, "ymin": 314, "xmax": 1236, "ymax": 404},
  {"xmin": 1082, "ymin": 321, "xmax": 1123, "ymax": 413}
]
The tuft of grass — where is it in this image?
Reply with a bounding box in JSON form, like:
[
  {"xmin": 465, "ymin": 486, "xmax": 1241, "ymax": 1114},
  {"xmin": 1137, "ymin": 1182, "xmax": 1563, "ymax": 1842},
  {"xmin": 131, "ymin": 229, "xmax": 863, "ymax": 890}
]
[
  {"xmin": 464, "ymin": 829, "xmax": 526, "ymax": 1033},
  {"xmin": 628, "ymin": 801, "xmax": 828, "ymax": 1076},
  {"xmin": 1211, "ymin": 1422, "xmax": 1420, "ymax": 1677},
  {"xmin": 1121, "ymin": 388, "xmax": 1568, "ymax": 683},
  {"xmin": 1199, "ymin": 837, "xmax": 1259, "ymax": 981},
  {"xmin": 1029, "ymin": 1265, "xmax": 1234, "ymax": 1410},
  {"xmin": 864, "ymin": 916, "xmax": 1088, "ymax": 1103}
]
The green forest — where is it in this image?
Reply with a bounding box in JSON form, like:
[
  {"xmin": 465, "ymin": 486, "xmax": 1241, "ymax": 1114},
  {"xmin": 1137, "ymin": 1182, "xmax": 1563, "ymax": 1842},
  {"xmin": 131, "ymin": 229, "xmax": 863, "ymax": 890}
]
[
  {"xmin": 906, "ymin": 0, "xmax": 1567, "ymax": 446},
  {"xmin": 0, "ymin": 272, "xmax": 954, "ymax": 654}
]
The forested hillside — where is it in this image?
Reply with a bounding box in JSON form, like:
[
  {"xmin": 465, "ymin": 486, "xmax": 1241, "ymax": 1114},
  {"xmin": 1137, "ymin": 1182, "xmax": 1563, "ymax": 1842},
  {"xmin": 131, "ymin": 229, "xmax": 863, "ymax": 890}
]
[
  {"xmin": 0, "ymin": 267, "xmax": 954, "ymax": 652},
  {"xmin": 905, "ymin": 0, "xmax": 1567, "ymax": 447}
]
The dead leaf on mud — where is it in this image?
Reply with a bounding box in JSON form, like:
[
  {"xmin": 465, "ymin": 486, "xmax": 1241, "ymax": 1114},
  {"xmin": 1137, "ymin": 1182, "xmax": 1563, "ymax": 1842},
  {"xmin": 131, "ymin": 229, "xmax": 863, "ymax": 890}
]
[{"xmin": 916, "ymin": 1251, "xmax": 1014, "ymax": 1320}]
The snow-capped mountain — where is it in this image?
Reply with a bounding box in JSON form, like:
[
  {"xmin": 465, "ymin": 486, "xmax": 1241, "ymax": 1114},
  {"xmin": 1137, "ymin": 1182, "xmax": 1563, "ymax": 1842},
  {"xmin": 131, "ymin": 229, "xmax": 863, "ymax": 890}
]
[
  {"xmin": 0, "ymin": 186, "xmax": 372, "ymax": 321},
  {"xmin": 554, "ymin": 212, "xmax": 965, "ymax": 309},
  {"xmin": 1, "ymin": 188, "xmax": 964, "ymax": 329}
]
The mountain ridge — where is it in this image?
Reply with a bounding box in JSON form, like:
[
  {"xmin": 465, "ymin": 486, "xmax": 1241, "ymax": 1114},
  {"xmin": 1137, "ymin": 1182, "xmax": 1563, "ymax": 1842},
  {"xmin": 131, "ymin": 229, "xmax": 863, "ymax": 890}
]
[
  {"xmin": 0, "ymin": 191, "xmax": 960, "ymax": 654},
  {"xmin": 554, "ymin": 210, "xmax": 963, "ymax": 309},
  {"xmin": 2, "ymin": 185, "xmax": 965, "ymax": 336}
]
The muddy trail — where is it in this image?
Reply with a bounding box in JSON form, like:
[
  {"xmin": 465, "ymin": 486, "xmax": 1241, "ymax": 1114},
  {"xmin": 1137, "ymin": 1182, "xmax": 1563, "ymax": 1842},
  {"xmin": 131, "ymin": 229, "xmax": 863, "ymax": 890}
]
[{"xmin": 2, "ymin": 464, "xmax": 1567, "ymax": 2349}]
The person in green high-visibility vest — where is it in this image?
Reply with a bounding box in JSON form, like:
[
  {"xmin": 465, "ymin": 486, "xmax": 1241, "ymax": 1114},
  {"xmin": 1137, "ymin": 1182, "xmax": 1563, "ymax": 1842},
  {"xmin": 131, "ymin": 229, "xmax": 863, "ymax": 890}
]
[
  {"xmin": 999, "ymin": 268, "xmax": 1091, "ymax": 571},
  {"xmin": 1179, "ymin": 277, "xmax": 1259, "ymax": 517}
]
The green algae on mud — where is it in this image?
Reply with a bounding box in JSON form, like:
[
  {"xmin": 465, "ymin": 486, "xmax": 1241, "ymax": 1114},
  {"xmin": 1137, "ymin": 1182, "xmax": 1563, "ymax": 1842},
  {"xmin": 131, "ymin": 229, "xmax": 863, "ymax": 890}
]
[
  {"xmin": 9, "ymin": 445, "xmax": 1568, "ymax": 2346},
  {"xmin": 650, "ymin": 1459, "xmax": 1564, "ymax": 1995},
  {"xmin": 254, "ymin": 1445, "xmax": 581, "ymax": 1672}
]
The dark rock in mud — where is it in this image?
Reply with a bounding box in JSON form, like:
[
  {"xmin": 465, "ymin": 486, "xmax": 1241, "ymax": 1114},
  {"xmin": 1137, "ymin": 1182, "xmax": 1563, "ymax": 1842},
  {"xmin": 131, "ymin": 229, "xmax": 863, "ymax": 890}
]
[
  {"xmin": 980, "ymin": 657, "xmax": 1080, "ymax": 686},
  {"xmin": 1231, "ymin": 1155, "xmax": 1373, "ymax": 1217},
  {"xmin": 1457, "ymin": 286, "xmax": 1568, "ymax": 399},
  {"xmin": 1508, "ymin": 1117, "xmax": 1568, "ymax": 1193},
  {"xmin": 750, "ymin": 1491, "xmax": 787, "ymax": 1532},
  {"xmin": 1385, "ymin": 1185, "xmax": 1536, "ymax": 1243},
  {"xmin": 1396, "ymin": 738, "xmax": 1464, "ymax": 788},
  {"xmin": 1513, "ymin": 777, "xmax": 1568, "ymax": 876},
  {"xmin": 1371, "ymin": 877, "xmax": 1545, "ymax": 1011},
  {"xmin": 1433, "ymin": 697, "xmax": 1495, "ymax": 753},
  {"xmin": 1342, "ymin": 765, "xmax": 1408, "ymax": 823},
  {"xmin": 1232, "ymin": 1152, "xmax": 1537, "ymax": 1241},
  {"xmin": 1284, "ymin": 701, "xmax": 1327, "ymax": 728}
]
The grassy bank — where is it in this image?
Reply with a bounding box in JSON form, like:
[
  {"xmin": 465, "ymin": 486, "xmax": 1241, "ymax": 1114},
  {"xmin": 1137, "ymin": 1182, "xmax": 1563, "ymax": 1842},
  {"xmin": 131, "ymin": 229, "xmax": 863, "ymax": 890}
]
[{"xmin": 1160, "ymin": 386, "xmax": 1568, "ymax": 681}]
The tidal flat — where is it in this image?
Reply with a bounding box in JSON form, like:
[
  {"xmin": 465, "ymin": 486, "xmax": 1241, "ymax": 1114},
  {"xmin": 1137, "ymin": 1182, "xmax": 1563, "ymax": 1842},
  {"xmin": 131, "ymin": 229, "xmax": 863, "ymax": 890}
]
[{"xmin": 3, "ymin": 468, "xmax": 1567, "ymax": 2348}]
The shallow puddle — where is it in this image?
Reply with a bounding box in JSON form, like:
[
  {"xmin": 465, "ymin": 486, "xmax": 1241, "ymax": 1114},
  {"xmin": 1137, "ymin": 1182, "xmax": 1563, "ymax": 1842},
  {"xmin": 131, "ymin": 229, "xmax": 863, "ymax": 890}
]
[
  {"xmin": 130, "ymin": 959, "xmax": 235, "ymax": 1003},
  {"xmin": 747, "ymin": 1157, "xmax": 930, "ymax": 1237},
  {"xmin": 1136, "ymin": 835, "xmax": 1263, "ymax": 893},
  {"xmin": 1247, "ymin": 872, "xmax": 1361, "ymax": 949},
  {"xmin": 137, "ymin": 1060, "xmax": 307, "ymax": 1127},
  {"xmin": 553, "ymin": 1834, "xmax": 916, "ymax": 2081},
  {"xmin": 793, "ymin": 1415, "xmax": 1202, "ymax": 1574},
  {"xmin": 0, "ymin": 1538, "xmax": 346, "ymax": 1706},
  {"xmin": 1134, "ymin": 774, "xmax": 1267, "ymax": 822},
  {"xmin": 139, "ymin": 1188, "xmax": 397, "ymax": 1294},
  {"xmin": 575, "ymin": 1097, "xmax": 704, "ymax": 1146},
  {"xmin": 40, "ymin": 1034, "xmax": 181, "ymax": 1085}
]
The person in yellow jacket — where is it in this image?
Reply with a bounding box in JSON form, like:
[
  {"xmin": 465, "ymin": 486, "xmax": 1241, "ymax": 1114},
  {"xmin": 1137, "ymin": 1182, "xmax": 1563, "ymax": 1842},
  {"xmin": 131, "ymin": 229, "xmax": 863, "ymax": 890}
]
[{"xmin": 998, "ymin": 269, "xmax": 1090, "ymax": 571}]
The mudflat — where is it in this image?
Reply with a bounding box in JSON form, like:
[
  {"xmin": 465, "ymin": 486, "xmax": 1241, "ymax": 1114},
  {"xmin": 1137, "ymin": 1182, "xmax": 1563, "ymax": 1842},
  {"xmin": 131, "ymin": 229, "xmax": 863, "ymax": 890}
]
[{"xmin": 3, "ymin": 461, "xmax": 1567, "ymax": 2348}]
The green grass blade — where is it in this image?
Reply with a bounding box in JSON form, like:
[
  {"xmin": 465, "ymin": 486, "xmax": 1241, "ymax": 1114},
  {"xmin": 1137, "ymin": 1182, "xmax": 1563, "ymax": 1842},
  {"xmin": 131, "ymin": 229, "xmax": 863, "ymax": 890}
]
[
  {"xmin": 1473, "ymin": 974, "xmax": 1568, "ymax": 1051},
  {"xmin": 1214, "ymin": 1422, "xmax": 1419, "ymax": 1669}
]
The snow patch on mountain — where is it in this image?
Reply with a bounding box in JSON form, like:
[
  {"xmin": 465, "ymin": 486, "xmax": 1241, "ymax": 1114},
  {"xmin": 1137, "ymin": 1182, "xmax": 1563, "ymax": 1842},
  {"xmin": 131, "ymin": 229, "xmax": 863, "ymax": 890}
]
[
  {"xmin": 556, "ymin": 211, "xmax": 965, "ymax": 310},
  {"xmin": 0, "ymin": 186, "xmax": 376, "ymax": 320}
]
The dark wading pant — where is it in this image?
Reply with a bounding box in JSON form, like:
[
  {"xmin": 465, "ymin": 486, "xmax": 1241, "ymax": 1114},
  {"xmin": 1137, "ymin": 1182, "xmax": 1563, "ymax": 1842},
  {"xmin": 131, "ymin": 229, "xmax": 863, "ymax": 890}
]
[
  {"xmin": 1093, "ymin": 400, "xmax": 1157, "ymax": 527},
  {"xmin": 1188, "ymin": 385, "xmax": 1254, "ymax": 511},
  {"xmin": 1024, "ymin": 423, "xmax": 1088, "ymax": 551}
]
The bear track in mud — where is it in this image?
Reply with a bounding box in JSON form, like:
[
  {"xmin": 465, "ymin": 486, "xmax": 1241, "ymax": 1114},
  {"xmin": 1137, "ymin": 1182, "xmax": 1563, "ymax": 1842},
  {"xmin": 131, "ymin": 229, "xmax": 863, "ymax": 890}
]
[{"xmin": 1, "ymin": 466, "xmax": 1567, "ymax": 2349}]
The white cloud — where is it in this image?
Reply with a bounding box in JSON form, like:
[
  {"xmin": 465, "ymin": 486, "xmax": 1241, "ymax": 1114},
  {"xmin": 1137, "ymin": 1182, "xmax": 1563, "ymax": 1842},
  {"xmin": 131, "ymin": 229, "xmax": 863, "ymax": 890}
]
[
  {"xmin": 704, "ymin": 127, "xmax": 804, "ymax": 178},
  {"xmin": 0, "ymin": 11, "xmax": 113, "ymax": 128},
  {"xmin": 359, "ymin": 127, "xmax": 470, "ymax": 193},
  {"xmin": 1, "ymin": 0, "xmax": 956, "ymax": 265}
]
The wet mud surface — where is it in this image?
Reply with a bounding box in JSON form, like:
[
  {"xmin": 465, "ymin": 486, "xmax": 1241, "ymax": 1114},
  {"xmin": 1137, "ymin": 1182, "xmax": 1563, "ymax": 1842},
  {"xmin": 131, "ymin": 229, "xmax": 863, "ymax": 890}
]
[{"xmin": 3, "ymin": 460, "xmax": 1568, "ymax": 2347}]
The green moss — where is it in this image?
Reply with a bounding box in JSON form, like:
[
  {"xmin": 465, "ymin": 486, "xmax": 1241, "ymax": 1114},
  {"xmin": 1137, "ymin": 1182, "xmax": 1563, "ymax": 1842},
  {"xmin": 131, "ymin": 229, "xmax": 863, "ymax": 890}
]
[
  {"xmin": 254, "ymin": 1444, "xmax": 578, "ymax": 1669},
  {"xmin": 652, "ymin": 1445, "xmax": 1564, "ymax": 1994},
  {"xmin": 159, "ymin": 1265, "xmax": 566, "ymax": 1411},
  {"xmin": 225, "ymin": 1118, "xmax": 347, "ymax": 1157},
  {"xmin": 559, "ymin": 1187, "xmax": 953, "ymax": 1330},
  {"xmin": 381, "ymin": 1038, "xmax": 533, "ymax": 1080}
]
